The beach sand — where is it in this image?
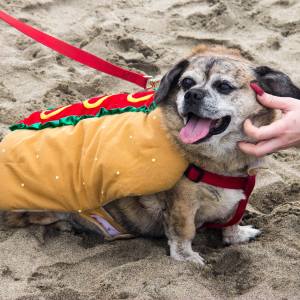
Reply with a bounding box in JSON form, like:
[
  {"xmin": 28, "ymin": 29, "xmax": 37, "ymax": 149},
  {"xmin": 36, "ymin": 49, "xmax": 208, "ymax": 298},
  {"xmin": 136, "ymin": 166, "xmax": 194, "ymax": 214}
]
[{"xmin": 0, "ymin": 0, "xmax": 299, "ymax": 299}]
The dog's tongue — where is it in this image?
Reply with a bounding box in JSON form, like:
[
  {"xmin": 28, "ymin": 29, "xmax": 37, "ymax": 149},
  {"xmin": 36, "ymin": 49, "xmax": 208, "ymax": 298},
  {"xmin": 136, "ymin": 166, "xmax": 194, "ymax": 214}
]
[{"xmin": 179, "ymin": 115, "xmax": 213, "ymax": 144}]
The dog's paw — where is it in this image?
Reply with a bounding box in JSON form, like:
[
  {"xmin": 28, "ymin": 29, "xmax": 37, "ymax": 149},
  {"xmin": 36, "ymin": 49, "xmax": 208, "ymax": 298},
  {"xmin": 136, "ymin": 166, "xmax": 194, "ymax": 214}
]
[
  {"xmin": 223, "ymin": 225, "xmax": 261, "ymax": 245},
  {"xmin": 169, "ymin": 240, "xmax": 205, "ymax": 265},
  {"xmin": 185, "ymin": 251, "xmax": 206, "ymax": 265},
  {"xmin": 171, "ymin": 250, "xmax": 205, "ymax": 265}
]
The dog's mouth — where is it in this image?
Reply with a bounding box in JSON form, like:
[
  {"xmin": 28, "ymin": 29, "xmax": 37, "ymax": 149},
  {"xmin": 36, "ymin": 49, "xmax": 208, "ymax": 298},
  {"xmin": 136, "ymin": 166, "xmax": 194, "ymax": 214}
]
[{"xmin": 179, "ymin": 113, "xmax": 231, "ymax": 144}]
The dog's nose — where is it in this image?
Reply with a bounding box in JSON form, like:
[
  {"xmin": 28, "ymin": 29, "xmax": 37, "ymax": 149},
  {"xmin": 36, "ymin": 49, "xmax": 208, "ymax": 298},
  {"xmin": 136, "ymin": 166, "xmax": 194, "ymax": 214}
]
[{"xmin": 184, "ymin": 89, "xmax": 206, "ymax": 104}]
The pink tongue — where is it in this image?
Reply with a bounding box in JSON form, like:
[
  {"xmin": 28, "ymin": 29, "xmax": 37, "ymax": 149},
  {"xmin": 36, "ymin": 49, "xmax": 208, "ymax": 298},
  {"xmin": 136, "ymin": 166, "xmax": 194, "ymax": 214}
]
[{"xmin": 179, "ymin": 116, "xmax": 213, "ymax": 144}]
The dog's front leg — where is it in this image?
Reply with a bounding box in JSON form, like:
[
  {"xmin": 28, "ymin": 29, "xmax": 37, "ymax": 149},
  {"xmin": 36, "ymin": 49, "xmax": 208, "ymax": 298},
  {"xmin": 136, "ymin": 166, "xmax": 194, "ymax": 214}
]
[{"xmin": 163, "ymin": 188, "xmax": 204, "ymax": 265}]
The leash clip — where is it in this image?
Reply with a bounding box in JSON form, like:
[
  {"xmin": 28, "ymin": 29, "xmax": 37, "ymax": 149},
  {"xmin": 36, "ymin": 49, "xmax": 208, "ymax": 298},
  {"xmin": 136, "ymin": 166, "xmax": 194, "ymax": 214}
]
[{"xmin": 144, "ymin": 76, "xmax": 161, "ymax": 90}]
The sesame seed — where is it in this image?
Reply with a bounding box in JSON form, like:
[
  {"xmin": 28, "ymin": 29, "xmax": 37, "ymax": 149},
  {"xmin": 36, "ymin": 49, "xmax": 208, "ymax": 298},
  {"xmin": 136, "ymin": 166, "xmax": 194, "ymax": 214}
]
[
  {"xmin": 21, "ymin": 183, "xmax": 25, "ymax": 187},
  {"xmin": 55, "ymin": 176, "xmax": 59, "ymax": 180},
  {"xmin": 116, "ymin": 171, "xmax": 120, "ymax": 175},
  {"xmin": 152, "ymin": 158, "xmax": 156, "ymax": 162}
]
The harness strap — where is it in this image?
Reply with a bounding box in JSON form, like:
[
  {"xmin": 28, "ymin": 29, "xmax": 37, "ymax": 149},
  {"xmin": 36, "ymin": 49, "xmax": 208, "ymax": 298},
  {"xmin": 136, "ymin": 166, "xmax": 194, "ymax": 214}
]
[
  {"xmin": 185, "ymin": 164, "xmax": 256, "ymax": 228},
  {"xmin": 0, "ymin": 10, "xmax": 149, "ymax": 89}
]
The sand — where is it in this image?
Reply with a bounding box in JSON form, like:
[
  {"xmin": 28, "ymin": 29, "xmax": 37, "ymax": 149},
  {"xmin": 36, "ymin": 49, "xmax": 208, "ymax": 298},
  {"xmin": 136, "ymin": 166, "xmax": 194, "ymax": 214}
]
[{"xmin": 0, "ymin": 0, "xmax": 299, "ymax": 299}]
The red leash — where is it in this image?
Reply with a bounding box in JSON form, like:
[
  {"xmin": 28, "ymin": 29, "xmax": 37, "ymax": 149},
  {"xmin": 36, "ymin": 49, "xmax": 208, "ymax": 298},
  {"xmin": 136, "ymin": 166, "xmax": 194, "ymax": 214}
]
[{"xmin": 0, "ymin": 10, "xmax": 149, "ymax": 89}]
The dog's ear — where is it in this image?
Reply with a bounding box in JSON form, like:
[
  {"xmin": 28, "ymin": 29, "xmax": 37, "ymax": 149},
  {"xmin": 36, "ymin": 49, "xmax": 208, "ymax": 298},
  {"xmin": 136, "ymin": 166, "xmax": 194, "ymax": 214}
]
[
  {"xmin": 155, "ymin": 59, "xmax": 189, "ymax": 104},
  {"xmin": 254, "ymin": 66, "xmax": 300, "ymax": 99}
]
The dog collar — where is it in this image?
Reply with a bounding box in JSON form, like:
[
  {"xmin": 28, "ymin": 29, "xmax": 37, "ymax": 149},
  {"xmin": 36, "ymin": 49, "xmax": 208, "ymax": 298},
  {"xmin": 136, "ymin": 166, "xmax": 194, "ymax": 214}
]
[{"xmin": 184, "ymin": 164, "xmax": 256, "ymax": 228}]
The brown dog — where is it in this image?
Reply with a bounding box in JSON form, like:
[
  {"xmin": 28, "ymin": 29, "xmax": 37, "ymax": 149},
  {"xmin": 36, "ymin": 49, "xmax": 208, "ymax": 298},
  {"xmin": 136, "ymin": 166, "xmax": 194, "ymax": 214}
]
[{"xmin": 4, "ymin": 44, "xmax": 300, "ymax": 264}]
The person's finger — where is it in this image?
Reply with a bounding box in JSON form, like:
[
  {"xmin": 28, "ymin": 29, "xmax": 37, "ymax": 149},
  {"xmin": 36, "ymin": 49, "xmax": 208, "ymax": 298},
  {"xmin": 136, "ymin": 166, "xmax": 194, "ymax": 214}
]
[
  {"xmin": 239, "ymin": 138, "xmax": 283, "ymax": 157},
  {"xmin": 256, "ymin": 92, "xmax": 291, "ymax": 110},
  {"xmin": 250, "ymin": 82, "xmax": 299, "ymax": 111},
  {"xmin": 243, "ymin": 118, "xmax": 287, "ymax": 141}
]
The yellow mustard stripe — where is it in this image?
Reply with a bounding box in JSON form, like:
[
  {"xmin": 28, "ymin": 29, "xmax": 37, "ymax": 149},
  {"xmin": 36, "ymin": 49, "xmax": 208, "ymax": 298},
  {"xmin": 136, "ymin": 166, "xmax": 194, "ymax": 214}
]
[
  {"xmin": 127, "ymin": 93, "xmax": 153, "ymax": 103},
  {"xmin": 82, "ymin": 95, "xmax": 110, "ymax": 109},
  {"xmin": 40, "ymin": 105, "xmax": 72, "ymax": 120}
]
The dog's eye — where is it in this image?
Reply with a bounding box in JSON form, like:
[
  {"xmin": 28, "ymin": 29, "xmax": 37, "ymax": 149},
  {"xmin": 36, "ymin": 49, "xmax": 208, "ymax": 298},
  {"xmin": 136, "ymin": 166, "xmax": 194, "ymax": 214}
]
[
  {"xmin": 180, "ymin": 78, "xmax": 196, "ymax": 91},
  {"xmin": 214, "ymin": 81, "xmax": 235, "ymax": 95}
]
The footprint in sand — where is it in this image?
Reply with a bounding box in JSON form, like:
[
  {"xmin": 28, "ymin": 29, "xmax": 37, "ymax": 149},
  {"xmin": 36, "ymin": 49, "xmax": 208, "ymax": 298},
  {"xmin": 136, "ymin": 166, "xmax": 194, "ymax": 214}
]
[
  {"xmin": 187, "ymin": 2, "xmax": 234, "ymax": 32},
  {"xmin": 209, "ymin": 249, "xmax": 261, "ymax": 296},
  {"xmin": 108, "ymin": 37, "xmax": 161, "ymax": 76},
  {"xmin": 168, "ymin": 0, "xmax": 234, "ymax": 33},
  {"xmin": 0, "ymin": 265, "xmax": 20, "ymax": 281},
  {"xmin": 254, "ymin": 0, "xmax": 300, "ymax": 36}
]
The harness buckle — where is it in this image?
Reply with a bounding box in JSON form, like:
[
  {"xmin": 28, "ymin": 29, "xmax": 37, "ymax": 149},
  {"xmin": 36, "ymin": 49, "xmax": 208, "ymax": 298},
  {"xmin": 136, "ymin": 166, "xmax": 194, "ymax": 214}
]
[
  {"xmin": 144, "ymin": 76, "xmax": 161, "ymax": 90},
  {"xmin": 185, "ymin": 165, "xmax": 205, "ymax": 182}
]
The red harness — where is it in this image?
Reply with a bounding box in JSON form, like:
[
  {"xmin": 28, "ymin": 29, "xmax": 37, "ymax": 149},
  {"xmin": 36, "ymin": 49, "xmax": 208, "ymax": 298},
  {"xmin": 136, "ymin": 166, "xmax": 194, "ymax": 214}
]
[{"xmin": 185, "ymin": 165, "xmax": 256, "ymax": 228}]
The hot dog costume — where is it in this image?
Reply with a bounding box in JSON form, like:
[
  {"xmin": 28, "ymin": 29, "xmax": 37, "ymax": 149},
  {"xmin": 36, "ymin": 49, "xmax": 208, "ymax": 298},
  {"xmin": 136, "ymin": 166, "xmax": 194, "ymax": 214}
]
[{"xmin": 0, "ymin": 90, "xmax": 188, "ymax": 238}]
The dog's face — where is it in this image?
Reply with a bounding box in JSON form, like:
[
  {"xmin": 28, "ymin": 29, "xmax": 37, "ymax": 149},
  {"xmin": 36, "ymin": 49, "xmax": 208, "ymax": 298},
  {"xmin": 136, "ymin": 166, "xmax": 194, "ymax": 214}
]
[
  {"xmin": 176, "ymin": 56, "xmax": 257, "ymax": 151},
  {"xmin": 156, "ymin": 45, "xmax": 300, "ymax": 161}
]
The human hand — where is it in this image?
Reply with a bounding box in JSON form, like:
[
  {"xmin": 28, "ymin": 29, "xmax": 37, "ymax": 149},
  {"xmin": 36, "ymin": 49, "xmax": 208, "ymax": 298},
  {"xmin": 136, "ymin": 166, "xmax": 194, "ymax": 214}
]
[{"xmin": 239, "ymin": 83, "xmax": 300, "ymax": 157}]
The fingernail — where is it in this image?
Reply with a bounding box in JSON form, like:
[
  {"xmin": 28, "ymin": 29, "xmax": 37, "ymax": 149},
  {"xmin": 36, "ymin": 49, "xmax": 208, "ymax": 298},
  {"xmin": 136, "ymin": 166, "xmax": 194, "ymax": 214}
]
[{"xmin": 250, "ymin": 82, "xmax": 264, "ymax": 96}]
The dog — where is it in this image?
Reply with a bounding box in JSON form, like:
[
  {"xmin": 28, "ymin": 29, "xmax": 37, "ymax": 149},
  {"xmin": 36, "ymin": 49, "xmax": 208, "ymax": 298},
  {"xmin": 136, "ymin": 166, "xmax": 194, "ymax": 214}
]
[{"xmin": 3, "ymin": 44, "xmax": 300, "ymax": 265}]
